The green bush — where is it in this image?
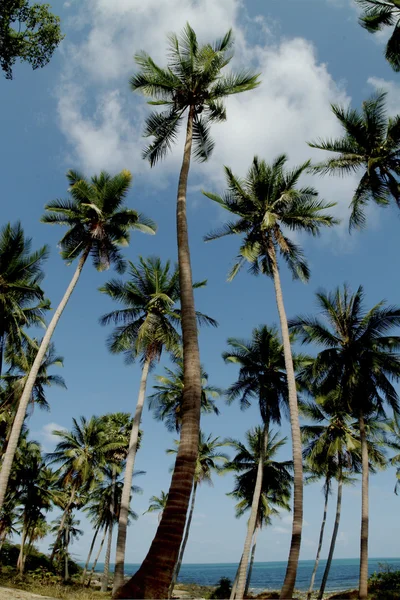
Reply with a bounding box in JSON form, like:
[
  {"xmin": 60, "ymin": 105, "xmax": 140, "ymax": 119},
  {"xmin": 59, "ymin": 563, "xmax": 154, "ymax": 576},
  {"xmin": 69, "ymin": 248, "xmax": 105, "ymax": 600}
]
[
  {"xmin": 209, "ymin": 577, "xmax": 232, "ymax": 599},
  {"xmin": 369, "ymin": 563, "xmax": 400, "ymax": 599}
]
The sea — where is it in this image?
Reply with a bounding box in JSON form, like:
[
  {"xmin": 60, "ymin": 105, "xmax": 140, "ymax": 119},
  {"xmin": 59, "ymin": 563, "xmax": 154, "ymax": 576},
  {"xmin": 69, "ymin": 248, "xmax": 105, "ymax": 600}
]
[{"xmin": 93, "ymin": 557, "xmax": 400, "ymax": 593}]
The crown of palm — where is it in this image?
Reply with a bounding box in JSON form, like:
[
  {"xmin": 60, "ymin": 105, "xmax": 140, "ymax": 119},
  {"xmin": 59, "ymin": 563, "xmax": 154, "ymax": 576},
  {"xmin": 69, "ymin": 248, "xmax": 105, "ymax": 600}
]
[
  {"xmin": 130, "ymin": 23, "xmax": 259, "ymax": 166},
  {"xmin": 41, "ymin": 170, "xmax": 156, "ymax": 272},
  {"xmin": 355, "ymin": 0, "xmax": 400, "ymax": 70},
  {"xmin": 204, "ymin": 155, "xmax": 337, "ymax": 281}
]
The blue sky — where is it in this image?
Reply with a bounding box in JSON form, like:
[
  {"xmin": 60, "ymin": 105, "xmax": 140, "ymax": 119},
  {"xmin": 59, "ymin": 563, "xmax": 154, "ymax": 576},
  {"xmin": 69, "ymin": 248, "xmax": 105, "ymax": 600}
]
[{"xmin": 2, "ymin": 0, "xmax": 400, "ymax": 567}]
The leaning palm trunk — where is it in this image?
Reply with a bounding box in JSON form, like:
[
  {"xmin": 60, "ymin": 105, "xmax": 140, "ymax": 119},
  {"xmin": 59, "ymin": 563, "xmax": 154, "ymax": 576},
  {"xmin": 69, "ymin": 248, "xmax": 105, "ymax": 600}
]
[
  {"xmin": 86, "ymin": 525, "xmax": 108, "ymax": 588},
  {"xmin": 81, "ymin": 524, "xmax": 101, "ymax": 583},
  {"xmin": 318, "ymin": 467, "xmax": 343, "ymax": 600},
  {"xmin": 270, "ymin": 248, "xmax": 303, "ymax": 600},
  {"xmin": 169, "ymin": 481, "xmax": 198, "ymax": 598},
  {"xmin": 50, "ymin": 487, "xmax": 77, "ymax": 563},
  {"xmin": 64, "ymin": 523, "xmax": 70, "ymax": 583},
  {"xmin": 359, "ymin": 411, "xmax": 369, "ymax": 600},
  {"xmin": 235, "ymin": 426, "xmax": 268, "ymax": 600},
  {"xmin": 307, "ymin": 480, "xmax": 330, "ymax": 600},
  {"xmin": 0, "ymin": 247, "xmax": 91, "ymax": 511},
  {"xmin": 102, "ymin": 468, "xmax": 116, "ymax": 592},
  {"xmin": 115, "ymin": 107, "xmax": 202, "ymax": 599},
  {"xmin": 244, "ymin": 522, "xmax": 260, "ymax": 597},
  {"xmin": 230, "ymin": 553, "xmax": 244, "ymax": 599},
  {"xmin": 112, "ymin": 355, "xmax": 151, "ymax": 593},
  {"xmin": 17, "ymin": 524, "xmax": 27, "ymax": 575}
]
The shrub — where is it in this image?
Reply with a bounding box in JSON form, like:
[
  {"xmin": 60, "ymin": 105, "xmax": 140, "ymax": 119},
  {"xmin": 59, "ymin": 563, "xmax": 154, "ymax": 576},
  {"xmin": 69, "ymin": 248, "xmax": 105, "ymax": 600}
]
[{"xmin": 209, "ymin": 577, "xmax": 232, "ymax": 599}]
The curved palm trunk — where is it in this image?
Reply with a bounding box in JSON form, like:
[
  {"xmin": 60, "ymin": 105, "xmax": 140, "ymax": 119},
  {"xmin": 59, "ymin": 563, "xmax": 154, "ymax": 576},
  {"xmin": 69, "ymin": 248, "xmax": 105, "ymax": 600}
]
[
  {"xmin": 0, "ymin": 247, "xmax": 90, "ymax": 511},
  {"xmin": 359, "ymin": 411, "xmax": 369, "ymax": 600},
  {"xmin": 244, "ymin": 522, "xmax": 260, "ymax": 598},
  {"xmin": 112, "ymin": 355, "xmax": 151, "ymax": 593},
  {"xmin": 235, "ymin": 426, "xmax": 268, "ymax": 600},
  {"xmin": 169, "ymin": 481, "xmax": 198, "ymax": 598},
  {"xmin": 102, "ymin": 467, "xmax": 117, "ymax": 592},
  {"xmin": 270, "ymin": 250, "xmax": 303, "ymax": 600},
  {"xmin": 81, "ymin": 524, "xmax": 100, "ymax": 583},
  {"xmin": 318, "ymin": 468, "xmax": 343, "ymax": 600},
  {"xmin": 50, "ymin": 487, "xmax": 76, "ymax": 563},
  {"xmin": 64, "ymin": 523, "xmax": 70, "ymax": 583},
  {"xmin": 115, "ymin": 106, "xmax": 202, "ymax": 599},
  {"xmin": 17, "ymin": 523, "xmax": 27, "ymax": 575},
  {"xmin": 230, "ymin": 553, "xmax": 244, "ymax": 600},
  {"xmin": 307, "ymin": 480, "xmax": 330, "ymax": 600},
  {"xmin": 86, "ymin": 525, "xmax": 108, "ymax": 588}
]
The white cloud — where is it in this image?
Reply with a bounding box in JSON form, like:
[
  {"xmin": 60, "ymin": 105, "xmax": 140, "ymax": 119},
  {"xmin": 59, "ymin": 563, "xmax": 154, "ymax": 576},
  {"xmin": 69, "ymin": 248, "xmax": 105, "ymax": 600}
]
[
  {"xmin": 56, "ymin": 0, "xmax": 363, "ymax": 227},
  {"xmin": 39, "ymin": 422, "xmax": 67, "ymax": 451},
  {"xmin": 368, "ymin": 77, "xmax": 400, "ymax": 115}
]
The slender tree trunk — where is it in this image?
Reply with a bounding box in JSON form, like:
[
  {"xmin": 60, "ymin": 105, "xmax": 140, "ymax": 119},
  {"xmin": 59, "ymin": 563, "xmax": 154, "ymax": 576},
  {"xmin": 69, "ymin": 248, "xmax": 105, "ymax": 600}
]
[
  {"xmin": 0, "ymin": 248, "xmax": 90, "ymax": 511},
  {"xmin": 169, "ymin": 481, "xmax": 198, "ymax": 598},
  {"xmin": 50, "ymin": 487, "xmax": 77, "ymax": 563},
  {"xmin": 235, "ymin": 426, "xmax": 268, "ymax": 600},
  {"xmin": 64, "ymin": 524, "xmax": 70, "ymax": 583},
  {"xmin": 270, "ymin": 248, "xmax": 303, "ymax": 600},
  {"xmin": 359, "ymin": 411, "xmax": 369, "ymax": 600},
  {"xmin": 115, "ymin": 106, "xmax": 202, "ymax": 600},
  {"xmin": 17, "ymin": 524, "xmax": 27, "ymax": 575},
  {"xmin": 112, "ymin": 356, "xmax": 151, "ymax": 594},
  {"xmin": 86, "ymin": 525, "xmax": 108, "ymax": 588},
  {"xmin": 102, "ymin": 467, "xmax": 117, "ymax": 593},
  {"xmin": 318, "ymin": 469, "xmax": 343, "ymax": 600},
  {"xmin": 230, "ymin": 554, "xmax": 244, "ymax": 600},
  {"xmin": 0, "ymin": 334, "xmax": 4, "ymax": 378},
  {"xmin": 307, "ymin": 480, "xmax": 330, "ymax": 600},
  {"xmin": 244, "ymin": 522, "xmax": 260, "ymax": 598},
  {"xmin": 81, "ymin": 524, "xmax": 100, "ymax": 583},
  {"xmin": 0, "ymin": 528, "xmax": 7, "ymax": 555}
]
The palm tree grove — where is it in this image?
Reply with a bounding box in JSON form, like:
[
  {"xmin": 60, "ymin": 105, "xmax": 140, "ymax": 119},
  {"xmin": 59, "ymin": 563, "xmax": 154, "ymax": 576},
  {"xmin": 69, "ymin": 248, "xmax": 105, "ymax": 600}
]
[{"xmin": 3, "ymin": 1, "xmax": 400, "ymax": 599}]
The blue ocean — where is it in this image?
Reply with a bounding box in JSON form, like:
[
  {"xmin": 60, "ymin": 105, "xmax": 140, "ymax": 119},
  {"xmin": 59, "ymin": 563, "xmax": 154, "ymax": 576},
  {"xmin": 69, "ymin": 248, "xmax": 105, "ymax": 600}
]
[{"xmin": 94, "ymin": 558, "xmax": 400, "ymax": 592}]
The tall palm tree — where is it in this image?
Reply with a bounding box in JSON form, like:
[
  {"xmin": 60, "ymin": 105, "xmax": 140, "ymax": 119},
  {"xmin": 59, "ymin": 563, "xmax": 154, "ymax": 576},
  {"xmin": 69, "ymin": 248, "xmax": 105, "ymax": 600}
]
[
  {"xmin": 387, "ymin": 413, "xmax": 400, "ymax": 493},
  {"xmin": 100, "ymin": 256, "xmax": 216, "ymax": 593},
  {"xmin": 0, "ymin": 171, "xmax": 155, "ymax": 513},
  {"xmin": 143, "ymin": 491, "xmax": 168, "ymax": 522},
  {"xmin": 0, "ymin": 221, "xmax": 49, "ymax": 376},
  {"xmin": 46, "ymin": 416, "xmax": 123, "ymax": 563},
  {"xmin": 224, "ymin": 428, "xmax": 292, "ymax": 598},
  {"xmin": 119, "ymin": 24, "xmax": 259, "ymax": 598},
  {"xmin": 167, "ymin": 431, "xmax": 228, "ymax": 597},
  {"xmin": 309, "ymin": 91, "xmax": 400, "ymax": 229},
  {"xmin": 50, "ymin": 512, "xmax": 83, "ymax": 582},
  {"xmin": 204, "ymin": 159, "xmax": 336, "ymax": 599},
  {"xmin": 148, "ymin": 360, "xmax": 220, "ymax": 433},
  {"xmin": 355, "ymin": 1, "xmax": 400, "ymax": 70},
  {"xmin": 290, "ymin": 285, "xmax": 400, "ymax": 599},
  {"xmin": 222, "ymin": 325, "xmax": 293, "ymax": 600}
]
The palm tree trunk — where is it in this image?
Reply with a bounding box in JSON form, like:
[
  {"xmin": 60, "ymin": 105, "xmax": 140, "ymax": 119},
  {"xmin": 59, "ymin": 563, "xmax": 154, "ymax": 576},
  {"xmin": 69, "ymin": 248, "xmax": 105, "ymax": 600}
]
[
  {"xmin": 307, "ymin": 479, "xmax": 330, "ymax": 600},
  {"xmin": 102, "ymin": 467, "xmax": 116, "ymax": 593},
  {"xmin": 169, "ymin": 481, "xmax": 198, "ymax": 598},
  {"xmin": 86, "ymin": 525, "xmax": 108, "ymax": 588},
  {"xmin": 359, "ymin": 411, "xmax": 369, "ymax": 600},
  {"xmin": 50, "ymin": 487, "xmax": 77, "ymax": 563},
  {"xmin": 115, "ymin": 106, "xmax": 202, "ymax": 600},
  {"xmin": 0, "ymin": 528, "xmax": 7, "ymax": 555},
  {"xmin": 0, "ymin": 247, "xmax": 90, "ymax": 511},
  {"xmin": 81, "ymin": 524, "xmax": 100, "ymax": 583},
  {"xmin": 230, "ymin": 554, "xmax": 244, "ymax": 600},
  {"xmin": 270, "ymin": 247, "xmax": 303, "ymax": 600},
  {"xmin": 64, "ymin": 523, "xmax": 70, "ymax": 583},
  {"xmin": 17, "ymin": 524, "xmax": 27, "ymax": 575},
  {"xmin": 235, "ymin": 426, "xmax": 268, "ymax": 600},
  {"xmin": 0, "ymin": 334, "xmax": 4, "ymax": 378},
  {"xmin": 112, "ymin": 355, "xmax": 151, "ymax": 594},
  {"xmin": 318, "ymin": 468, "xmax": 343, "ymax": 600},
  {"xmin": 244, "ymin": 522, "xmax": 260, "ymax": 598}
]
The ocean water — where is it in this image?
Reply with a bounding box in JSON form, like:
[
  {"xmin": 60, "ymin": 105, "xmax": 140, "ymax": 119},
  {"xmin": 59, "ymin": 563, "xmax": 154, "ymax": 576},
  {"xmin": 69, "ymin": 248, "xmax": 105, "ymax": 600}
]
[{"xmin": 94, "ymin": 557, "xmax": 400, "ymax": 592}]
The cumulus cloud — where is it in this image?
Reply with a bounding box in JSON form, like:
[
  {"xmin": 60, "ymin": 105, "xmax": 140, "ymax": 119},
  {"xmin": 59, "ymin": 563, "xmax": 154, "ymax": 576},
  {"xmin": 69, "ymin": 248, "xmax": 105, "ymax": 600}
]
[
  {"xmin": 368, "ymin": 77, "xmax": 400, "ymax": 115},
  {"xmin": 56, "ymin": 0, "xmax": 361, "ymax": 225},
  {"xmin": 39, "ymin": 422, "xmax": 67, "ymax": 451}
]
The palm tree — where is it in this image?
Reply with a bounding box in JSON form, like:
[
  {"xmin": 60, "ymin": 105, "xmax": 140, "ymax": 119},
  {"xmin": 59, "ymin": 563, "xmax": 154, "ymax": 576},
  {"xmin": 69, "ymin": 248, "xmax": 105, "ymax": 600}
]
[
  {"xmin": 290, "ymin": 285, "xmax": 400, "ymax": 599},
  {"xmin": 143, "ymin": 491, "xmax": 168, "ymax": 522},
  {"xmin": 308, "ymin": 91, "xmax": 400, "ymax": 229},
  {"xmin": 0, "ymin": 171, "xmax": 155, "ymax": 513},
  {"xmin": 119, "ymin": 24, "xmax": 259, "ymax": 598},
  {"xmin": 222, "ymin": 325, "xmax": 293, "ymax": 600},
  {"xmin": 148, "ymin": 360, "xmax": 220, "ymax": 433},
  {"xmin": 204, "ymin": 160, "xmax": 336, "ymax": 599},
  {"xmin": 100, "ymin": 256, "xmax": 216, "ymax": 593},
  {"xmin": 224, "ymin": 428, "xmax": 292, "ymax": 598},
  {"xmin": 387, "ymin": 413, "xmax": 400, "ymax": 493},
  {"xmin": 50, "ymin": 512, "xmax": 83, "ymax": 582},
  {"xmin": 0, "ymin": 221, "xmax": 49, "ymax": 376},
  {"xmin": 46, "ymin": 416, "xmax": 123, "ymax": 563},
  {"xmin": 355, "ymin": 1, "xmax": 400, "ymax": 70},
  {"xmin": 167, "ymin": 431, "xmax": 228, "ymax": 597}
]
